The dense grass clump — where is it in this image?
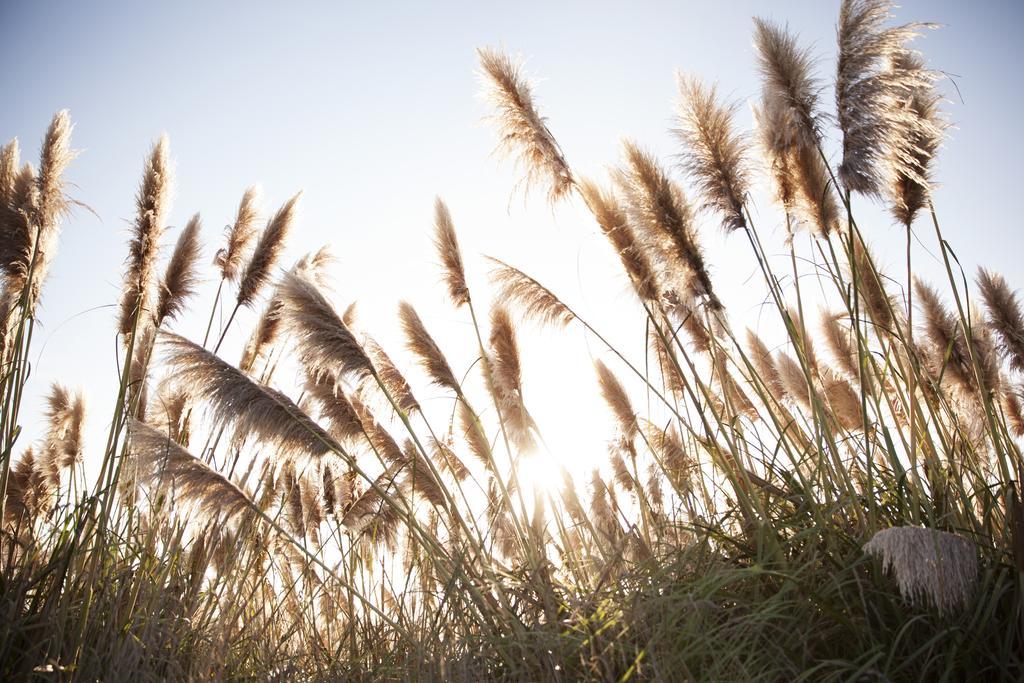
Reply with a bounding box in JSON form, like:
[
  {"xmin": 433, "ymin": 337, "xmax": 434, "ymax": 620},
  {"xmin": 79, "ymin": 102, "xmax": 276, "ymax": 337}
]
[{"xmin": 2, "ymin": 1, "xmax": 1022, "ymax": 680}]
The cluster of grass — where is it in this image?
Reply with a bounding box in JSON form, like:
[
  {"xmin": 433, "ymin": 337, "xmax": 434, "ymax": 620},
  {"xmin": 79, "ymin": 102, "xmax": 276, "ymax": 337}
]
[{"xmin": 2, "ymin": 1, "xmax": 1022, "ymax": 680}]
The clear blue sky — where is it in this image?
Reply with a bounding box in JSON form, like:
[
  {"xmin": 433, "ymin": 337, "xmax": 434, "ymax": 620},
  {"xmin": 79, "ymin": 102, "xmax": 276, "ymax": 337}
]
[{"xmin": 2, "ymin": 1, "xmax": 1022, "ymax": 472}]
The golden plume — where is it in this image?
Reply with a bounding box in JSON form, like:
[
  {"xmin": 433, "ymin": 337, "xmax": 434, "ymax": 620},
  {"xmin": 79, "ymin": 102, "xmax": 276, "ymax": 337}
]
[
  {"xmin": 836, "ymin": 0, "xmax": 929, "ymax": 195},
  {"xmin": 277, "ymin": 270, "xmax": 373, "ymax": 382},
  {"xmin": 977, "ymin": 269, "xmax": 1024, "ymax": 374},
  {"xmin": 237, "ymin": 192, "xmax": 301, "ymax": 309},
  {"xmin": 130, "ymin": 420, "xmax": 255, "ymax": 522},
  {"xmin": 119, "ymin": 135, "xmax": 172, "ymax": 337},
  {"xmin": 488, "ymin": 304, "xmax": 535, "ymax": 451},
  {"xmin": 155, "ymin": 213, "xmax": 202, "ymax": 326},
  {"xmin": 399, "ymin": 301, "xmax": 460, "ymax": 393},
  {"xmin": 477, "ymin": 47, "xmax": 573, "ymax": 202},
  {"xmin": 864, "ymin": 526, "xmax": 977, "ymax": 615},
  {"xmin": 487, "ymin": 257, "xmax": 574, "ymax": 328},
  {"xmin": 160, "ymin": 331, "xmax": 343, "ymax": 461},
  {"xmin": 433, "ymin": 198, "xmax": 470, "ymax": 307},
  {"xmin": 752, "ymin": 18, "xmax": 822, "ymax": 147},
  {"xmin": 614, "ymin": 141, "xmax": 719, "ymax": 309},
  {"xmin": 578, "ymin": 179, "xmax": 658, "ymax": 302},
  {"xmin": 215, "ymin": 185, "xmax": 262, "ymax": 282},
  {"xmin": 673, "ymin": 76, "xmax": 750, "ymax": 232}
]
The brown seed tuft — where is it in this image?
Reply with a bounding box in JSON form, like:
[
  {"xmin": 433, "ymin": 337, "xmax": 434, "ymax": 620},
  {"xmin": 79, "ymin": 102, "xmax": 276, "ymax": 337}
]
[
  {"xmin": 160, "ymin": 331, "xmax": 343, "ymax": 462},
  {"xmin": 977, "ymin": 268, "xmax": 1024, "ymax": 374},
  {"xmin": 433, "ymin": 198, "xmax": 470, "ymax": 307},
  {"xmin": 579, "ymin": 179, "xmax": 658, "ymax": 302},
  {"xmin": 487, "ymin": 257, "xmax": 575, "ymax": 328},
  {"xmin": 459, "ymin": 401, "xmax": 491, "ymax": 470},
  {"xmin": 746, "ymin": 330, "xmax": 786, "ymax": 402},
  {"xmin": 595, "ymin": 360, "xmax": 637, "ymax": 442},
  {"xmin": 44, "ymin": 383, "xmax": 86, "ymax": 473},
  {"xmin": 215, "ymin": 186, "xmax": 262, "ymax": 282},
  {"xmin": 752, "ymin": 18, "xmax": 823, "ymax": 148},
  {"xmin": 156, "ymin": 213, "xmax": 203, "ymax": 326},
  {"xmin": 277, "ymin": 271, "xmax": 373, "ymax": 383},
  {"xmin": 836, "ymin": 0, "xmax": 930, "ymax": 195},
  {"xmin": 888, "ymin": 50, "xmax": 943, "ymax": 226},
  {"xmin": 864, "ymin": 526, "xmax": 978, "ymax": 615},
  {"xmin": 399, "ymin": 301, "xmax": 460, "ymax": 393},
  {"xmin": 130, "ymin": 419, "xmax": 254, "ymax": 522},
  {"xmin": 237, "ymin": 192, "xmax": 301, "ymax": 308},
  {"xmin": 673, "ymin": 76, "xmax": 750, "ymax": 232},
  {"xmin": 614, "ymin": 141, "xmax": 719, "ymax": 309},
  {"xmin": 119, "ymin": 136, "xmax": 172, "ymax": 337},
  {"xmin": 477, "ymin": 47, "xmax": 573, "ymax": 202},
  {"xmin": 488, "ymin": 305, "xmax": 535, "ymax": 451},
  {"xmin": 365, "ymin": 336, "xmax": 420, "ymax": 414}
]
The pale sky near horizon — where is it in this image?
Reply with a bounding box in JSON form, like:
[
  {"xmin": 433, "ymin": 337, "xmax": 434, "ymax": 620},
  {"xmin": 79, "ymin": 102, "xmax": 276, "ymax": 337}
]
[{"xmin": 2, "ymin": 1, "xmax": 1022, "ymax": 480}]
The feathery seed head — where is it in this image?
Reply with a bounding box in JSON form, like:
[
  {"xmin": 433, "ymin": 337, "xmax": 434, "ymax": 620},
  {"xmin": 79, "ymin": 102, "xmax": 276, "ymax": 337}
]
[
  {"xmin": 1002, "ymin": 387, "xmax": 1024, "ymax": 437},
  {"xmin": 459, "ymin": 401, "xmax": 491, "ymax": 470},
  {"xmin": 746, "ymin": 329, "xmax": 786, "ymax": 401},
  {"xmin": 821, "ymin": 369, "xmax": 864, "ymax": 430},
  {"xmin": 302, "ymin": 369, "xmax": 364, "ymax": 443},
  {"xmin": 215, "ymin": 185, "xmax": 262, "ymax": 282},
  {"xmin": 239, "ymin": 294, "xmax": 284, "ymax": 375},
  {"xmin": 156, "ymin": 213, "xmax": 203, "ymax": 326},
  {"xmin": 488, "ymin": 257, "xmax": 574, "ymax": 328},
  {"xmin": 752, "ymin": 18, "xmax": 823, "ymax": 148},
  {"xmin": 237, "ymin": 191, "xmax": 301, "ymax": 308},
  {"xmin": 0, "ymin": 163, "xmax": 37, "ymax": 286},
  {"xmin": 915, "ymin": 278, "xmax": 974, "ymax": 395},
  {"xmin": 836, "ymin": 0, "xmax": 931, "ymax": 195},
  {"xmin": 642, "ymin": 419, "xmax": 692, "ymax": 489},
  {"xmin": 776, "ymin": 351, "xmax": 812, "ymax": 409},
  {"xmin": 477, "ymin": 47, "xmax": 573, "ymax": 203},
  {"xmin": 0, "ymin": 139, "xmax": 19, "ymax": 205},
  {"xmin": 821, "ymin": 311, "xmax": 860, "ymax": 380},
  {"xmin": 399, "ymin": 301, "xmax": 460, "ymax": 393},
  {"xmin": 614, "ymin": 141, "xmax": 719, "ymax": 309},
  {"xmin": 864, "ymin": 526, "xmax": 978, "ymax": 615},
  {"xmin": 673, "ymin": 75, "xmax": 750, "ymax": 232},
  {"xmin": 751, "ymin": 16, "xmax": 844, "ymax": 236},
  {"xmin": 4, "ymin": 447, "xmax": 56, "ymax": 526},
  {"xmin": 365, "ymin": 336, "xmax": 420, "ymax": 414},
  {"xmin": 35, "ymin": 110, "xmax": 75, "ymax": 234},
  {"xmin": 433, "ymin": 198, "xmax": 470, "ymax": 307},
  {"xmin": 277, "ymin": 270, "xmax": 373, "ymax": 383},
  {"xmin": 579, "ymin": 179, "xmax": 658, "ymax": 302},
  {"xmin": 431, "ymin": 436, "xmax": 470, "ymax": 481},
  {"xmin": 850, "ymin": 237, "xmax": 895, "ymax": 332},
  {"xmin": 752, "ymin": 98, "xmax": 798, "ymax": 226},
  {"xmin": 160, "ymin": 331, "xmax": 344, "ymax": 462},
  {"xmin": 888, "ymin": 50, "xmax": 944, "ymax": 225},
  {"xmin": 119, "ymin": 135, "xmax": 173, "ymax": 336},
  {"xmin": 403, "ymin": 441, "xmax": 448, "ymax": 511},
  {"xmin": 794, "ymin": 143, "xmax": 840, "ymax": 237},
  {"xmin": 595, "ymin": 360, "xmax": 637, "ymax": 442},
  {"xmin": 1, "ymin": 113, "xmax": 76, "ymax": 314},
  {"xmin": 488, "ymin": 305, "xmax": 535, "ymax": 451},
  {"xmin": 294, "ymin": 245, "xmax": 335, "ymax": 289},
  {"xmin": 130, "ymin": 419, "xmax": 254, "ymax": 522},
  {"xmin": 149, "ymin": 384, "xmax": 190, "ymax": 444},
  {"xmin": 977, "ymin": 268, "xmax": 1024, "ymax": 374},
  {"xmin": 44, "ymin": 383, "xmax": 86, "ymax": 472}
]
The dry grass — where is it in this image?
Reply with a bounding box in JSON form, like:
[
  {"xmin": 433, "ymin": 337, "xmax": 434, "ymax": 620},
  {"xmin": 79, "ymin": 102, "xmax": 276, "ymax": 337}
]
[{"xmin": 0, "ymin": 3, "xmax": 1022, "ymax": 681}]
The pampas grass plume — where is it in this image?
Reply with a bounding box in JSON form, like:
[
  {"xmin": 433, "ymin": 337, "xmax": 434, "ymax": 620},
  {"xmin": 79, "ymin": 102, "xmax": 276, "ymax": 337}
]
[{"xmin": 864, "ymin": 526, "xmax": 978, "ymax": 615}]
